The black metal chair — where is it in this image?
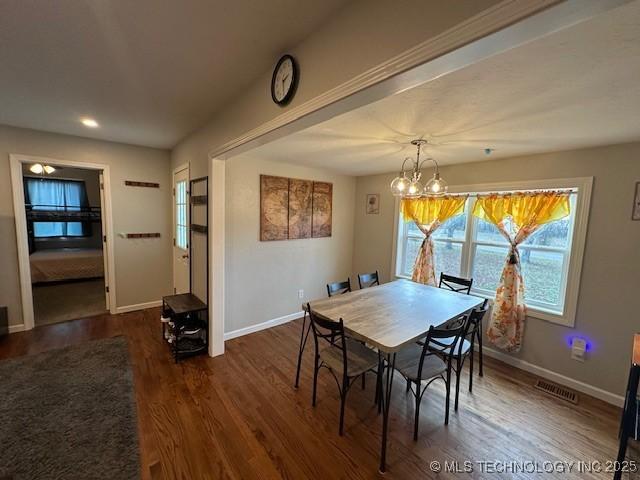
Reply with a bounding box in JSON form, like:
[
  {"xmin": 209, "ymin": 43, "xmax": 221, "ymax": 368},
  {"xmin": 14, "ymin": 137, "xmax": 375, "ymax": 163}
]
[
  {"xmin": 294, "ymin": 279, "xmax": 354, "ymax": 388},
  {"xmin": 327, "ymin": 278, "xmax": 351, "ymax": 297},
  {"xmin": 439, "ymin": 273, "xmax": 473, "ymax": 294},
  {"xmin": 358, "ymin": 270, "xmax": 380, "ymax": 289},
  {"xmin": 307, "ymin": 303, "xmax": 381, "ymax": 435},
  {"xmin": 394, "ymin": 317, "xmax": 466, "ymax": 440},
  {"xmin": 428, "ymin": 300, "xmax": 489, "ymax": 410}
]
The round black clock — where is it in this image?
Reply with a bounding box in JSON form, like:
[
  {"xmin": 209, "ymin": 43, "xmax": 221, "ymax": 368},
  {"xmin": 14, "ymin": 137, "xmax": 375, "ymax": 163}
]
[{"xmin": 271, "ymin": 55, "xmax": 298, "ymax": 106}]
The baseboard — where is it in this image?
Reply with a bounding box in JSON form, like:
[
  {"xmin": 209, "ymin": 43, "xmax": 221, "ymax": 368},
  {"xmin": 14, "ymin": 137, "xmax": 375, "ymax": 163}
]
[
  {"xmin": 224, "ymin": 311, "xmax": 304, "ymax": 341},
  {"xmin": 7, "ymin": 323, "xmax": 26, "ymax": 334},
  {"xmin": 483, "ymin": 346, "xmax": 625, "ymax": 407},
  {"xmin": 116, "ymin": 300, "xmax": 162, "ymax": 315}
]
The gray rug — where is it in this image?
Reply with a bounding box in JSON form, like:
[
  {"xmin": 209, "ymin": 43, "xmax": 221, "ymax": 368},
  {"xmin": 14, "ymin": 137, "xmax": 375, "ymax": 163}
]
[{"xmin": 0, "ymin": 337, "xmax": 140, "ymax": 480}]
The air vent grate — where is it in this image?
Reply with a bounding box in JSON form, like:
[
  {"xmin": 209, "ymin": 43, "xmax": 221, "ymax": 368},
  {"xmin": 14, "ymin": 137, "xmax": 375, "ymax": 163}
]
[{"xmin": 534, "ymin": 379, "xmax": 579, "ymax": 404}]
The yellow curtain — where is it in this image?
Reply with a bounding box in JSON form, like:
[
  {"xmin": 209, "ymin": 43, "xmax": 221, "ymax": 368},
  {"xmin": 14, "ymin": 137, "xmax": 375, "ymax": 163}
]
[
  {"xmin": 472, "ymin": 192, "xmax": 571, "ymax": 352},
  {"xmin": 401, "ymin": 196, "xmax": 467, "ymax": 285}
]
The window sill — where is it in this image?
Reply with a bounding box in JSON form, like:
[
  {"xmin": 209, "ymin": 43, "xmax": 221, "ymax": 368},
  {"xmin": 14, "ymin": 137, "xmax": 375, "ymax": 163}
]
[{"xmin": 393, "ymin": 274, "xmax": 574, "ymax": 327}]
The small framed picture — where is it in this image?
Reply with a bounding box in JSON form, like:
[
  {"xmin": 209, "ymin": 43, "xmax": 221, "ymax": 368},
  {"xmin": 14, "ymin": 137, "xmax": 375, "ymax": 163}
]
[
  {"xmin": 366, "ymin": 194, "xmax": 380, "ymax": 215},
  {"xmin": 633, "ymin": 182, "xmax": 640, "ymax": 221}
]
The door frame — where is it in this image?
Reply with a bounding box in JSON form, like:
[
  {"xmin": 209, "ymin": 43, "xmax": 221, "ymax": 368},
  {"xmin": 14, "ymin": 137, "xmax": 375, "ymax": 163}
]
[
  {"xmin": 9, "ymin": 154, "xmax": 117, "ymax": 330},
  {"xmin": 172, "ymin": 163, "xmax": 190, "ymax": 294}
]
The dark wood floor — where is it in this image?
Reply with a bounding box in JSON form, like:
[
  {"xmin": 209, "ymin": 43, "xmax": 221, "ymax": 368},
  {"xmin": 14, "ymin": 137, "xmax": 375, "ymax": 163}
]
[{"xmin": 0, "ymin": 308, "xmax": 625, "ymax": 479}]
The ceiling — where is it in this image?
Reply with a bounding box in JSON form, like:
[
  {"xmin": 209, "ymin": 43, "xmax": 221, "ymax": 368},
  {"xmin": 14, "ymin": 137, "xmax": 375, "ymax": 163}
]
[
  {"xmin": 0, "ymin": 0, "xmax": 349, "ymax": 148},
  {"xmin": 249, "ymin": 0, "xmax": 640, "ymax": 176}
]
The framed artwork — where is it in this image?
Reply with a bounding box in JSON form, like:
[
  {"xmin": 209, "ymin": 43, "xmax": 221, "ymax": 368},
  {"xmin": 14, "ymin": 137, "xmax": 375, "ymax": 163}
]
[
  {"xmin": 311, "ymin": 182, "xmax": 332, "ymax": 238},
  {"xmin": 288, "ymin": 178, "xmax": 313, "ymax": 239},
  {"xmin": 633, "ymin": 182, "xmax": 640, "ymax": 221},
  {"xmin": 366, "ymin": 194, "xmax": 380, "ymax": 215},
  {"xmin": 260, "ymin": 175, "xmax": 332, "ymax": 241},
  {"xmin": 260, "ymin": 175, "xmax": 289, "ymax": 241}
]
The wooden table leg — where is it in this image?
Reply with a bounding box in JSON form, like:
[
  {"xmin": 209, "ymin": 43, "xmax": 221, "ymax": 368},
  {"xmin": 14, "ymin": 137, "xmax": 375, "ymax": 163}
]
[{"xmin": 380, "ymin": 352, "xmax": 396, "ymax": 473}]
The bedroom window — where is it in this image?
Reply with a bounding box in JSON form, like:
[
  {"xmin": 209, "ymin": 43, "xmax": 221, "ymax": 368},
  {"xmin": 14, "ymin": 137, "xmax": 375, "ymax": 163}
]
[
  {"xmin": 394, "ymin": 177, "xmax": 592, "ymax": 327},
  {"xmin": 24, "ymin": 178, "xmax": 89, "ymax": 237}
]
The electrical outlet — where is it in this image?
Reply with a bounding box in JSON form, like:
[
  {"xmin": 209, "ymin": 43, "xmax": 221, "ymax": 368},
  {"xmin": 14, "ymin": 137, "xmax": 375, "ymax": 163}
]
[
  {"xmin": 571, "ymin": 338, "xmax": 587, "ymax": 362},
  {"xmin": 298, "ymin": 289, "xmax": 304, "ymax": 299}
]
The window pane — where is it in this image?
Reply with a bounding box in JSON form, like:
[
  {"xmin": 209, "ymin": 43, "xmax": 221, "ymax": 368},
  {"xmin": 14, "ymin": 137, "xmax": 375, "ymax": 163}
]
[
  {"xmin": 475, "ymin": 218, "xmax": 509, "ymax": 244},
  {"xmin": 434, "ymin": 241, "xmax": 462, "ymax": 278},
  {"xmin": 472, "ymin": 245, "xmax": 508, "ymax": 292},
  {"xmin": 522, "ymin": 219, "xmax": 571, "ymax": 248},
  {"xmin": 403, "ymin": 237, "xmax": 422, "ymax": 275},
  {"xmin": 432, "ymin": 213, "xmax": 467, "ymax": 241},
  {"xmin": 521, "ymin": 248, "xmax": 564, "ymax": 307},
  {"xmin": 406, "ymin": 221, "xmax": 422, "ymax": 236}
]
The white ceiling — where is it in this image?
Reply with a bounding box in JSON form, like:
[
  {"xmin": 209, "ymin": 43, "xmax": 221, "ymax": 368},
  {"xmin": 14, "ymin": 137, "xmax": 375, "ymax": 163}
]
[
  {"xmin": 0, "ymin": 0, "xmax": 349, "ymax": 148},
  {"xmin": 250, "ymin": 1, "xmax": 640, "ymax": 176}
]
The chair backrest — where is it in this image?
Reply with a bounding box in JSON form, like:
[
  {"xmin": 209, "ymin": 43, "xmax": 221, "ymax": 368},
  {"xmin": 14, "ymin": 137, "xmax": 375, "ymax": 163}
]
[
  {"xmin": 439, "ymin": 273, "xmax": 473, "ymax": 295},
  {"xmin": 418, "ymin": 315, "xmax": 467, "ymax": 378},
  {"xmin": 464, "ymin": 299, "xmax": 489, "ymax": 339},
  {"xmin": 358, "ymin": 270, "xmax": 380, "ymax": 289},
  {"xmin": 307, "ymin": 303, "xmax": 348, "ymax": 371},
  {"xmin": 327, "ymin": 278, "xmax": 351, "ymax": 297}
]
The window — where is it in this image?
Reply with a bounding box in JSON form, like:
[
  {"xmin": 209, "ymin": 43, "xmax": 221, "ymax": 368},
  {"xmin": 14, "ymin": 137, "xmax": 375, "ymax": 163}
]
[
  {"xmin": 24, "ymin": 178, "xmax": 89, "ymax": 237},
  {"xmin": 395, "ymin": 178, "xmax": 592, "ymax": 326},
  {"xmin": 175, "ymin": 179, "xmax": 188, "ymax": 250}
]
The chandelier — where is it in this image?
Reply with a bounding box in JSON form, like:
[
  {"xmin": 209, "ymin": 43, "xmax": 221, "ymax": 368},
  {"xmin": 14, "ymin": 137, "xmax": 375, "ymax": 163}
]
[{"xmin": 390, "ymin": 139, "xmax": 447, "ymax": 197}]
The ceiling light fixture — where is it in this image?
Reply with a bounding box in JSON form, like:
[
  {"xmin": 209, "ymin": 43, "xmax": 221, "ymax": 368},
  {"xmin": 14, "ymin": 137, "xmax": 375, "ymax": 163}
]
[
  {"xmin": 390, "ymin": 139, "xmax": 447, "ymax": 198},
  {"xmin": 29, "ymin": 163, "xmax": 56, "ymax": 175},
  {"xmin": 81, "ymin": 118, "xmax": 99, "ymax": 128}
]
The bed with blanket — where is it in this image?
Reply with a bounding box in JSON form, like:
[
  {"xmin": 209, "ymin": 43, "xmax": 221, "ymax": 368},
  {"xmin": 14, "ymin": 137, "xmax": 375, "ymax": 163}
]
[{"xmin": 30, "ymin": 248, "xmax": 104, "ymax": 284}]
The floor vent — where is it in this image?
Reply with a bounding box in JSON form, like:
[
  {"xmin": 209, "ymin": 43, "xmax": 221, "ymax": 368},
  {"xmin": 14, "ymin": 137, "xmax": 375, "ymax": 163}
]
[{"xmin": 534, "ymin": 379, "xmax": 579, "ymax": 404}]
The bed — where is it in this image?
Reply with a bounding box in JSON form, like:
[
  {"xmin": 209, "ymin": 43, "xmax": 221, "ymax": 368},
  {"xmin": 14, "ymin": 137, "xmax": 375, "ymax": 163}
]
[{"xmin": 30, "ymin": 248, "xmax": 104, "ymax": 284}]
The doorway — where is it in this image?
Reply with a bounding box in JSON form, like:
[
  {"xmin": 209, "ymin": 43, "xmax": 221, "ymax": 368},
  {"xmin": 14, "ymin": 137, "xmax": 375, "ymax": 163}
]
[
  {"xmin": 173, "ymin": 164, "xmax": 190, "ymax": 294},
  {"xmin": 10, "ymin": 154, "xmax": 116, "ymax": 330}
]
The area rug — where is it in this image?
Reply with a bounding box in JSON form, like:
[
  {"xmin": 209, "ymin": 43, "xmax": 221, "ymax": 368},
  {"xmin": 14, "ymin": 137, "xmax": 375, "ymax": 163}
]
[{"xmin": 0, "ymin": 336, "xmax": 140, "ymax": 480}]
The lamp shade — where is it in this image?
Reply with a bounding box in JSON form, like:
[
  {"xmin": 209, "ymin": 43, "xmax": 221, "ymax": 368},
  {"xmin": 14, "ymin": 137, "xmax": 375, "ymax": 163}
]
[
  {"xmin": 29, "ymin": 163, "xmax": 44, "ymax": 174},
  {"xmin": 390, "ymin": 174, "xmax": 408, "ymax": 196},
  {"xmin": 424, "ymin": 172, "xmax": 447, "ymax": 196}
]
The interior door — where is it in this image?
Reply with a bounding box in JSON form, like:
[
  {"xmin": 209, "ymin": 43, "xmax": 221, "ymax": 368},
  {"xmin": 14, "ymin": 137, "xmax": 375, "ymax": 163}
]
[
  {"xmin": 173, "ymin": 166, "xmax": 190, "ymax": 294},
  {"xmin": 98, "ymin": 172, "xmax": 110, "ymax": 310}
]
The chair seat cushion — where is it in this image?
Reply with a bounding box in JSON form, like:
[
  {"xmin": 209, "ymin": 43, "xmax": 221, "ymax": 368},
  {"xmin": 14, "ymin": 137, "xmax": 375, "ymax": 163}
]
[
  {"xmin": 428, "ymin": 337, "xmax": 471, "ymax": 357},
  {"xmin": 394, "ymin": 344, "xmax": 447, "ymax": 381},
  {"xmin": 320, "ymin": 338, "xmax": 378, "ymax": 378}
]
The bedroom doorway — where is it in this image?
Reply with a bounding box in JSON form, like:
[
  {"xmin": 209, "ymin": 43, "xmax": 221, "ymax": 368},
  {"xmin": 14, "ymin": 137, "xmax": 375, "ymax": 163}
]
[{"xmin": 10, "ymin": 154, "xmax": 116, "ymax": 330}]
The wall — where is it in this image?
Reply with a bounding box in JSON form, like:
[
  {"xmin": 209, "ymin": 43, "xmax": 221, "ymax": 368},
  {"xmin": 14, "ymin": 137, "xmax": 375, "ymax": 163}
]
[
  {"xmin": 353, "ymin": 142, "xmax": 640, "ymax": 396},
  {"xmin": 170, "ymin": 0, "xmax": 502, "ymax": 176},
  {"xmin": 22, "ymin": 166, "xmax": 103, "ymax": 250},
  {"xmin": 0, "ymin": 125, "xmax": 172, "ymax": 327},
  {"xmin": 225, "ymin": 154, "xmax": 355, "ymax": 334}
]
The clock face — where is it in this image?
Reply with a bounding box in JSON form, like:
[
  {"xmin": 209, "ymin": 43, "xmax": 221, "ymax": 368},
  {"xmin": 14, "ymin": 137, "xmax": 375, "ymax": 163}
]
[{"xmin": 271, "ymin": 55, "xmax": 297, "ymax": 105}]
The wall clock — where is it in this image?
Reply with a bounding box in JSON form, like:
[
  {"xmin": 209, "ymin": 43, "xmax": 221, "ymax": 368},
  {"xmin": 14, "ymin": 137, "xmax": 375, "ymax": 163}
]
[{"xmin": 271, "ymin": 55, "xmax": 298, "ymax": 106}]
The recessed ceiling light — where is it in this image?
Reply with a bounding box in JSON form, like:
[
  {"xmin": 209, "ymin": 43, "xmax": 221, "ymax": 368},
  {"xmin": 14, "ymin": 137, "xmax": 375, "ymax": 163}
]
[{"xmin": 81, "ymin": 118, "xmax": 99, "ymax": 128}]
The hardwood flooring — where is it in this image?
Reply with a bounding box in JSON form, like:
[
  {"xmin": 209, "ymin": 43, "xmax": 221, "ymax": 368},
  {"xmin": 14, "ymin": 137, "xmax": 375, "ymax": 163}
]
[{"xmin": 0, "ymin": 308, "xmax": 627, "ymax": 479}]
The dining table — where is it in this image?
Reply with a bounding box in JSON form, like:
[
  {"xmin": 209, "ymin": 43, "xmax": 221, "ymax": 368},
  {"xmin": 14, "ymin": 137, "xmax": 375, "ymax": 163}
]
[{"xmin": 299, "ymin": 279, "xmax": 484, "ymax": 472}]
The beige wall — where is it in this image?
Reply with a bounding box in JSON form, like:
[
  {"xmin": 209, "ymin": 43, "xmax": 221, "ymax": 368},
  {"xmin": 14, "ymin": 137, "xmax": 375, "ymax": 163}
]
[
  {"xmin": 353, "ymin": 142, "xmax": 640, "ymax": 396},
  {"xmin": 0, "ymin": 125, "xmax": 172, "ymax": 327},
  {"xmin": 225, "ymin": 154, "xmax": 355, "ymax": 333},
  {"xmin": 171, "ymin": 0, "xmax": 501, "ymax": 175}
]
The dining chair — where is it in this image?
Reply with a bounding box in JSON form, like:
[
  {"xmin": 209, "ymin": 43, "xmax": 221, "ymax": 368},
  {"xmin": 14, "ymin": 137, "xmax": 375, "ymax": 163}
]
[
  {"xmin": 395, "ymin": 317, "xmax": 466, "ymax": 440},
  {"xmin": 358, "ymin": 270, "xmax": 380, "ymax": 289},
  {"xmin": 439, "ymin": 273, "xmax": 473, "ymax": 294},
  {"xmin": 327, "ymin": 278, "xmax": 352, "ymax": 297},
  {"xmin": 307, "ymin": 303, "xmax": 382, "ymax": 435},
  {"xmin": 428, "ymin": 300, "xmax": 489, "ymax": 410}
]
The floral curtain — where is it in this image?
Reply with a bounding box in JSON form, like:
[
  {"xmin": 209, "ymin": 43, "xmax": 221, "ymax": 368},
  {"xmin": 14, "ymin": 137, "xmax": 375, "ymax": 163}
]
[
  {"xmin": 401, "ymin": 196, "xmax": 468, "ymax": 285},
  {"xmin": 472, "ymin": 191, "xmax": 571, "ymax": 352}
]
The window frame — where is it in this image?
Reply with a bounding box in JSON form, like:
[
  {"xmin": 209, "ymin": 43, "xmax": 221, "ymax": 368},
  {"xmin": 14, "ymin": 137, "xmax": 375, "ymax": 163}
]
[{"xmin": 391, "ymin": 177, "xmax": 593, "ymax": 327}]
